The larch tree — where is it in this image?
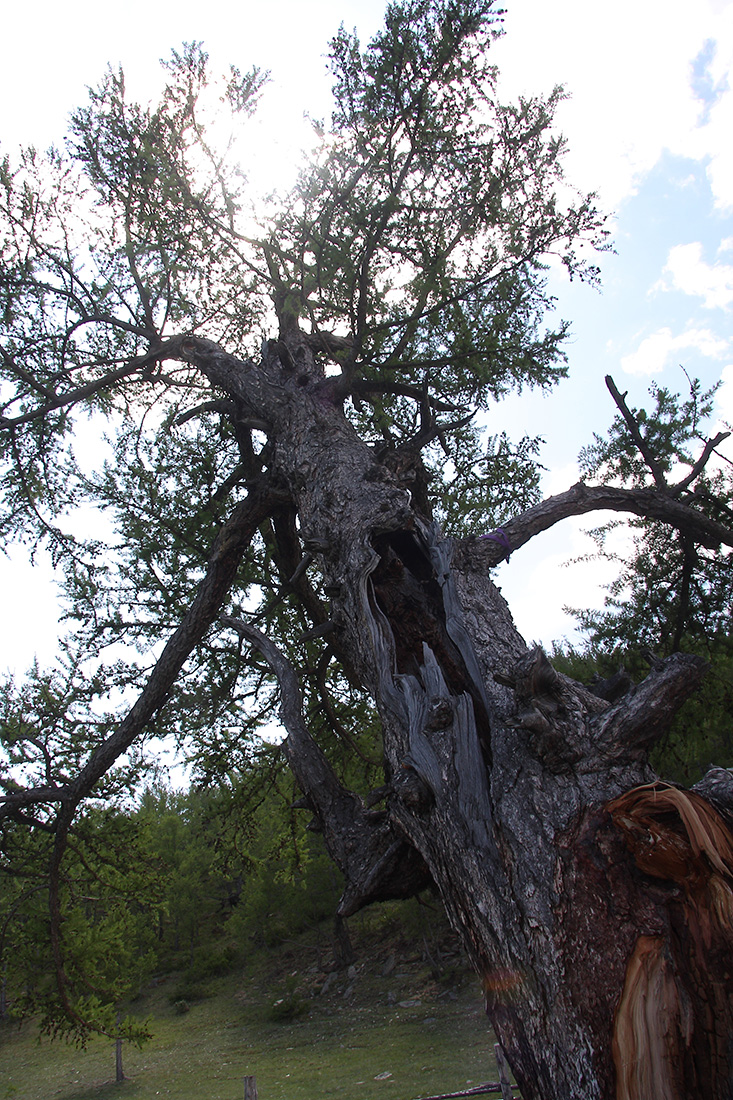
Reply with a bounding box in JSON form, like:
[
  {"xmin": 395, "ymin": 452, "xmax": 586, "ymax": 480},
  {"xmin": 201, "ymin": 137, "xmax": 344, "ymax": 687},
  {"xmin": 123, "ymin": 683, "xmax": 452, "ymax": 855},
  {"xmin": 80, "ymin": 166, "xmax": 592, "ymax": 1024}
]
[
  {"xmin": 560, "ymin": 377, "xmax": 733, "ymax": 785},
  {"xmin": 1, "ymin": 3, "xmax": 733, "ymax": 1096}
]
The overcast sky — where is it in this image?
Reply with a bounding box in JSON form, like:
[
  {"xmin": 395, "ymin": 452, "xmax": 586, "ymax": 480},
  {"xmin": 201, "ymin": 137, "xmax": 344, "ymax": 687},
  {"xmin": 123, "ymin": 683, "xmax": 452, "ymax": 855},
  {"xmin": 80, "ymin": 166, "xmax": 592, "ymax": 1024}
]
[{"xmin": 1, "ymin": 0, "xmax": 732, "ymax": 671}]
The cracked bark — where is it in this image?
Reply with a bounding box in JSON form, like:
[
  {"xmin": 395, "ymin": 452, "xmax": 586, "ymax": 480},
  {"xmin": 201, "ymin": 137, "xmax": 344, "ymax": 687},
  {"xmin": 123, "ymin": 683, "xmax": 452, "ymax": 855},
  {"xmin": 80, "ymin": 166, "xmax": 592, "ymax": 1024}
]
[
  {"xmin": 178, "ymin": 333, "xmax": 733, "ymax": 1100},
  {"xmin": 455, "ymin": 480, "xmax": 733, "ymax": 567},
  {"xmin": 10, "ymin": 332, "xmax": 733, "ymax": 1098}
]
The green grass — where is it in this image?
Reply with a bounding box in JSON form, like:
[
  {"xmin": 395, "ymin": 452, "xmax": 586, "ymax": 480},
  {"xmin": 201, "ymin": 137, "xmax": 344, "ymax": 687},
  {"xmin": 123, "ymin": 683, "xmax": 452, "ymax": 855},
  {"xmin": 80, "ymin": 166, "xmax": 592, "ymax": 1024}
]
[{"xmin": 0, "ymin": 918, "xmax": 501, "ymax": 1100}]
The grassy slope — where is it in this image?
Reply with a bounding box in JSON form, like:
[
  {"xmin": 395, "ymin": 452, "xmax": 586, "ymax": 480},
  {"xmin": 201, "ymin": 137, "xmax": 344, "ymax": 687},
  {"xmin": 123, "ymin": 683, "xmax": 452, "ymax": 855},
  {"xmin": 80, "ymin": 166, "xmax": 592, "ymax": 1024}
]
[{"xmin": 0, "ymin": 910, "xmax": 502, "ymax": 1100}]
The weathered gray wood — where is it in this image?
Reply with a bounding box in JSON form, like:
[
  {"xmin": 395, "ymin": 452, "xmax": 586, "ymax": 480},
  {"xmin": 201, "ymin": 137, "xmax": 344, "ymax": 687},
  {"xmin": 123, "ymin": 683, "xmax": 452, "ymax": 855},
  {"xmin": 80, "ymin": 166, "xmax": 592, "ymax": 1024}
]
[
  {"xmin": 205, "ymin": 329, "xmax": 733, "ymax": 1100},
  {"xmin": 412, "ymin": 1084, "xmax": 515, "ymax": 1100},
  {"xmin": 494, "ymin": 1044, "xmax": 514, "ymax": 1100},
  {"xmin": 243, "ymin": 1075, "xmax": 258, "ymax": 1100}
]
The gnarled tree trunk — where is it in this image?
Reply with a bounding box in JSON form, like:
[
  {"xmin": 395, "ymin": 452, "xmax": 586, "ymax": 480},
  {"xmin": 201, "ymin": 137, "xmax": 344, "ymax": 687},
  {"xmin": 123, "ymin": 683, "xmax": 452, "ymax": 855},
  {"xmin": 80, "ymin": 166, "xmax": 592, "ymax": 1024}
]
[
  {"xmin": 10, "ymin": 327, "xmax": 726, "ymax": 1098},
  {"xmin": 184, "ymin": 330, "xmax": 733, "ymax": 1100},
  {"xmin": 3, "ymin": 16, "xmax": 731, "ymax": 1084}
]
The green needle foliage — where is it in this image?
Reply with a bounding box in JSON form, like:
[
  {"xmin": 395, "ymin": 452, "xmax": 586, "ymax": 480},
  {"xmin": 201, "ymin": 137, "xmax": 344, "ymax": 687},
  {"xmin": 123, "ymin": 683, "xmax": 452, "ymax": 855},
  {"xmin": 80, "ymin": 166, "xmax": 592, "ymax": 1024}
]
[
  {"xmin": 0, "ymin": 802, "xmax": 159, "ymax": 1045},
  {"xmin": 557, "ymin": 375, "xmax": 733, "ymax": 782},
  {"xmin": 0, "ymin": 2, "xmax": 606, "ymax": 790},
  {"xmin": 1, "ymin": 0, "xmax": 613, "ymax": 1044}
]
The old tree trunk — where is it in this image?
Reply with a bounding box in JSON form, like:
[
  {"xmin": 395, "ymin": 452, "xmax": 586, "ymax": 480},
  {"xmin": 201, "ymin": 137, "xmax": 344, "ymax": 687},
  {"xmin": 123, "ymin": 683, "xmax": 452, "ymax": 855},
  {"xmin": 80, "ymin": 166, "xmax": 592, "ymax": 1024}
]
[
  {"xmin": 172, "ymin": 331, "xmax": 733, "ymax": 1100},
  {"xmin": 3, "ymin": 14, "xmax": 733, "ymax": 1096}
]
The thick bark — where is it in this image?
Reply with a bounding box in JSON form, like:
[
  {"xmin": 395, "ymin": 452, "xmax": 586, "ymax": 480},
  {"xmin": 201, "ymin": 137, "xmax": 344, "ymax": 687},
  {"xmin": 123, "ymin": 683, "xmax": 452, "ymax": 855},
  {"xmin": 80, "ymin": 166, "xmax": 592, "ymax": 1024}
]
[
  {"xmin": 456, "ymin": 480, "xmax": 733, "ymax": 567},
  {"xmin": 11, "ymin": 331, "xmax": 731, "ymax": 1095},
  {"xmin": 168, "ymin": 332, "xmax": 733, "ymax": 1100}
]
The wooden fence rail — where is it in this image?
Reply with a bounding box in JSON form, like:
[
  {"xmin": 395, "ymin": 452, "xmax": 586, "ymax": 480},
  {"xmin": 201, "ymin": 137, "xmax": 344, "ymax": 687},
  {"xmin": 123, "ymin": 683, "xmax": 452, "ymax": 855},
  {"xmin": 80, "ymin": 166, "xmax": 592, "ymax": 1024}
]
[
  {"xmin": 411, "ymin": 1086, "xmax": 520, "ymax": 1099},
  {"xmin": 414, "ymin": 1044, "xmax": 519, "ymax": 1100}
]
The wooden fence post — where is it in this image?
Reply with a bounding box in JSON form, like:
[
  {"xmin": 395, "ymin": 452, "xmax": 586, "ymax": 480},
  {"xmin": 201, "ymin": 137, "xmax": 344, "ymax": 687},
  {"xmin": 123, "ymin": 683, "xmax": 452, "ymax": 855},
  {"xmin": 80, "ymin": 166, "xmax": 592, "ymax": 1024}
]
[
  {"xmin": 243, "ymin": 1074, "xmax": 258, "ymax": 1099},
  {"xmin": 494, "ymin": 1044, "xmax": 513, "ymax": 1100}
]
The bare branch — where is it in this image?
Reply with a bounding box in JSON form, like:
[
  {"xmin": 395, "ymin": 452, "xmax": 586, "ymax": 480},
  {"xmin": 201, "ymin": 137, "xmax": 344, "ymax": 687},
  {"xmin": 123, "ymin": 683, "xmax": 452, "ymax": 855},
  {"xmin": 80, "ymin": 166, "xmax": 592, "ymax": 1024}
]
[
  {"xmin": 671, "ymin": 430, "xmax": 732, "ymax": 496},
  {"xmin": 605, "ymin": 375, "xmax": 668, "ymax": 489},
  {"xmin": 455, "ymin": 480, "xmax": 733, "ymax": 571}
]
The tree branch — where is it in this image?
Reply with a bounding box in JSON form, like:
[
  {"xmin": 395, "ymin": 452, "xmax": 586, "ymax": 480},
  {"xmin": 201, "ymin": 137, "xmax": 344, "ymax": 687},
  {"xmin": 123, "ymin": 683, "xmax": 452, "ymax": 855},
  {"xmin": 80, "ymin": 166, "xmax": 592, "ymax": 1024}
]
[
  {"xmin": 591, "ymin": 652, "xmax": 708, "ymax": 758},
  {"xmin": 0, "ymin": 484, "xmax": 276, "ymax": 819},
  {"xmin": 605, "ymin": 375, "xmax": 668, "ymax": 488},
  {"xmin": 455, "ymin": 480, "xmax": 733, "ymax": 571},
  {"xmin": 172, "ymin": 399, "xmax": 235, "ymax": 427},
  {"xmin": 0, "ymin": 335, "xmax": 193, "ymax": 429},
  {"xmin": 671, "ymin": 431, "xmax": 732, "ymax": 496},
  {"xmin": 221, "ymin": 616, "xmax": 432, "ymax": 914},
  {"xmin": 347, "ymin": 377, "xmax": 460, "ymax": 413}
]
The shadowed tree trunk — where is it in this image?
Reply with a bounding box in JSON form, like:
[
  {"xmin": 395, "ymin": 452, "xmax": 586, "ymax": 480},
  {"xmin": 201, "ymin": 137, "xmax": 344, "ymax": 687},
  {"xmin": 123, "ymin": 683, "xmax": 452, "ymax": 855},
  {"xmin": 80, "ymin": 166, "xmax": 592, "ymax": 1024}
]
[
  {"xmin": 183, "ymin": 331, "xmax": 733, "ymax": 1100},
  {"xmin": 2, "ymin": 324, "xmax": 732, "ymax": 1098},
  {"xmin": 115, "ymin": 1013, "xmax": 125, "ymax": 1083}
]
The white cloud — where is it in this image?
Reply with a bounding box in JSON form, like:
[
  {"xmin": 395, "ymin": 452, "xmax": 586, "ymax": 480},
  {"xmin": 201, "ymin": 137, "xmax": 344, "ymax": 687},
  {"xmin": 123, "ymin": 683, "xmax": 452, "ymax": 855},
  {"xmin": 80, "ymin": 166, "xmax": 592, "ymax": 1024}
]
[
  {"xmin": 2, "ymin": 0, "xmax": 730, "ymax": 217},
  {"xmin": 544, "ymin": 462, "xmax": 582, "ymax": 496},
  {"xmin": 492, "ymin": 0, "xmax": 730, "ymax": 209},
  {"xmin": 658, "ymin": 242, "xmax": 733, "ymax": 308},
  {"xmin": 705, "ymin": 113, "xmax": 733, "ymax": 212},
  {"xmin": 690, "ymin": 10, "xmax": 733, "ymax": 211},
  {"xmin": 621, "ymin": 326, "xmax": 730, "ymax": 375}
]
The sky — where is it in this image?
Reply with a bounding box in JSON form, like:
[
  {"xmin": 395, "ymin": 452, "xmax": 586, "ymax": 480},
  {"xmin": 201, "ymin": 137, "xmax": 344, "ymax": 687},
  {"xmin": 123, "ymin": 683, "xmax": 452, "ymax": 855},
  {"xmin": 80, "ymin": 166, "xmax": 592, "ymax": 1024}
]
[{"xmin": 0, "ymin": 0, "xmax": 732, "ymax": 672}]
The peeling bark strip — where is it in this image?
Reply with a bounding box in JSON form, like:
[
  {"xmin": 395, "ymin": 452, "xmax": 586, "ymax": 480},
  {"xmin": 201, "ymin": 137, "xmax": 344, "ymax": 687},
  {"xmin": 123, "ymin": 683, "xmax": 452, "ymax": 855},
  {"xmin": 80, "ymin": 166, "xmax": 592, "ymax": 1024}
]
[
  {"xmin": 608, "ymin": 782, "xmax": 733, "ymax": 880},
  {"xmin": 609, "ymin": 784, "xmax": 733, "ymax": 1100},
  {"xmin": 612, "ymin": 935, "xmax": 687, "ymax": 1100}
]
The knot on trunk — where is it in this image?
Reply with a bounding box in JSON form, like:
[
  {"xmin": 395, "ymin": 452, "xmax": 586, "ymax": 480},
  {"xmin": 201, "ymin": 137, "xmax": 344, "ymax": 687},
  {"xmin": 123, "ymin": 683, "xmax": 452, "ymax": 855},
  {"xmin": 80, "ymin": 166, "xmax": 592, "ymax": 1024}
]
[
  {"xmin": 589, "ymin": 666, "xmax": 634, "ymax": 703},
  {"xmin": 395, "ymin": 761, "xmax": 435, "ymax": 813},
  {"xmin": 504, "ymin": 648, "xmax": 584, "ymax": 773}
]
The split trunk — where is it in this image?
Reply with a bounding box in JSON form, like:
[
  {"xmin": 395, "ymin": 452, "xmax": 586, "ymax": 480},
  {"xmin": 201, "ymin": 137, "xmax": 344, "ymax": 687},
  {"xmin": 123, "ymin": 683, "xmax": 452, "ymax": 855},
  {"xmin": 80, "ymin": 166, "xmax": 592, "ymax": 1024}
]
[{"xmin": 182, "ymin": 333, "xmax": 733, "ymax": 1100}]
